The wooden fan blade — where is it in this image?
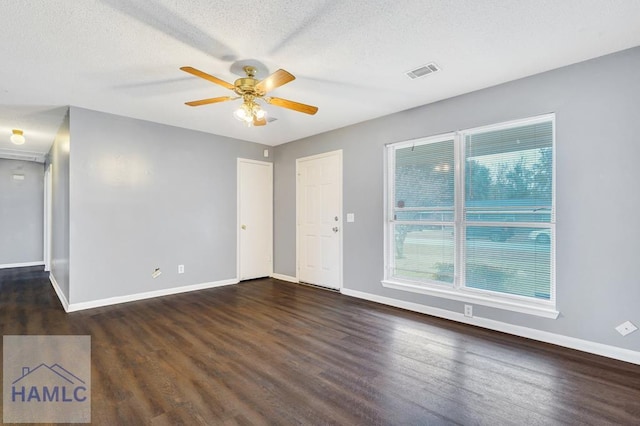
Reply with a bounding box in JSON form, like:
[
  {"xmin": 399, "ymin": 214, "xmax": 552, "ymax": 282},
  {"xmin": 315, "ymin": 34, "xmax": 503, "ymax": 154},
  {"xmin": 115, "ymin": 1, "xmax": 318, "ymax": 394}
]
[
  {"xmin": 268, "ymin": 97, "xmax": 318, "ymax": 115},
  {"xmin": 255, "ymin": 69, "xmax": 295, "ymax": 93},
  {"xmin": 253, "ymin": 116, "xmax": 267, "ymax": 126},
  {"xmin": 180, "ymin": 66, "xmax": 235, "ymax": 90},
  {"xmin": 185, "ymin": 96, "xmax": 234, "ymax": 106}
]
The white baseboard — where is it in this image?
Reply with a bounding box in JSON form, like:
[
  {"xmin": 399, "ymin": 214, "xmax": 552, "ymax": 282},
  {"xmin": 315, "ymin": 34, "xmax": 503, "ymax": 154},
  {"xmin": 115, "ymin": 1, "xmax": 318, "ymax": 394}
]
[
  {"xmin": 1, "ymin": 261, "xmax": 44, "ymax": 270},
  {"xmin": 341, "ymin": 288, "xmax": 640, "ymax": 366},
  {"xmin": 49, "ymin": 273, "xmax": 69, "ymax": 312},
  {"xmin": 270, "ymin": 273, "xmax": 299, "ymax": 283},
  {"xmin": 65, "ymin": 279, "xmax": 238, "ymax": 312}
]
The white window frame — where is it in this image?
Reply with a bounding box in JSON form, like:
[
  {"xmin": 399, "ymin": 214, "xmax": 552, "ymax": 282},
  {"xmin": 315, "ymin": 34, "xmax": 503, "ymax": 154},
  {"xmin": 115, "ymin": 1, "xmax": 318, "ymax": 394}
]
[{"xmin": 382, "ymin": 114, "xmax": 558, "ymax": 319}]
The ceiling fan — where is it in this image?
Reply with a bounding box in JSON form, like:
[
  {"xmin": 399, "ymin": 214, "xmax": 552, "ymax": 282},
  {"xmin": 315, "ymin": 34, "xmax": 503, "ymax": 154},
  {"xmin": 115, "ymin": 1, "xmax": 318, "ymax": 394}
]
[{"xmin": 180, "ymin": 65, "xmax": 318, "ymax": 127}]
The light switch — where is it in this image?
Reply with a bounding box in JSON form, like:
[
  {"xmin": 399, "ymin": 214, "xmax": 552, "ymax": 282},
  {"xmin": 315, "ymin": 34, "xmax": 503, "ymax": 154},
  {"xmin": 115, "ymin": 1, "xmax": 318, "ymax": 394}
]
[{"xmin": 347, "ymin": 213, "xmax": 355, "ymax": 223}]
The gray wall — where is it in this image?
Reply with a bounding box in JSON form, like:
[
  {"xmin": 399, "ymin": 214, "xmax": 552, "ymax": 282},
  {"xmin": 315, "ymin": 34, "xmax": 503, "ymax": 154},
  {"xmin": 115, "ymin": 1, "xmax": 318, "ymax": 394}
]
[
  {"xmin": 68, "ymin": 107, "xmax": 270, "ymax": 304},
  {"xmin": 0, "ymin": 159, "xmax": 44, "ymax": 265},
  {"xmin": 49, "ymin": 111, "xmax": 71, "ymax": 300},
  {"xmin": 273, "ymin": 47, "xmax": 640, "ymax": 352}
]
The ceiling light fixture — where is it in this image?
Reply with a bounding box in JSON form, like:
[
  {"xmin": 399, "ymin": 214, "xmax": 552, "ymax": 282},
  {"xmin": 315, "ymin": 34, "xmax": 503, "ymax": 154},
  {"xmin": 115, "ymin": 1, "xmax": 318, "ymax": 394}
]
[
  {"xmin": 10, "ymin": 129, "xmax": 25, "ymax": 145},
  {"xmin": 233, "ymin": 98, "xmax": 266, "ymax": 127},
  {"xmin": 181, "ymin": 64, "xmax": 317, "ymax": 127}
]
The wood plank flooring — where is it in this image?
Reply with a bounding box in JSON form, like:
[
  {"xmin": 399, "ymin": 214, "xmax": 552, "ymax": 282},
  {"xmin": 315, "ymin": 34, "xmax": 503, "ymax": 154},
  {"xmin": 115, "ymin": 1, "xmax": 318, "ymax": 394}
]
[{"xmin": 1, "ymin": 266, "xmax": 640, "ymax": 425}]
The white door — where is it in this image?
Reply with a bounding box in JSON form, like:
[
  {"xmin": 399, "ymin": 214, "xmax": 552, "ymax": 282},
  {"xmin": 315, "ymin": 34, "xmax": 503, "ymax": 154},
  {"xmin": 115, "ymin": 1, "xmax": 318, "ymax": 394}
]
[
  {"xmin": 297, "ymin": 150, "xmax": 342, "ymax": 289},
  {"xmin": 238, "ymin": 159, "xmax": 273, "ymax": 280}
]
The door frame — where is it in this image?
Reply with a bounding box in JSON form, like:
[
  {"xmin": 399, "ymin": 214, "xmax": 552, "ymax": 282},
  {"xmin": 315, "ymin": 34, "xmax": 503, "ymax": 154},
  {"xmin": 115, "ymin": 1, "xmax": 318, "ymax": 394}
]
[
  {"xmin": 295, "ymin": 149, "xmax": 343, "ymax": 289},
  {"xmin": 43, "ymin": 162, "xmax": 52, "ymax": 272},
  {"xmin": 237, "ymin": 158, "xmax": 273, "ymax": 281}
]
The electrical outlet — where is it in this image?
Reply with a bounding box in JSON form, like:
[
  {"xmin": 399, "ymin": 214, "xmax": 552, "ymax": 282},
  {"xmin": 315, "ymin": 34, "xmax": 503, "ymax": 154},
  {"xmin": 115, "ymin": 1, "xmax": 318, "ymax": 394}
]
[
  {"xmin": 615, "ymin": 321, "xmax": 638, "ymax": 336},
  {"xmin": 178, "ymin": 264, "xmax": 184, "ymax": 274},
  {"xmin": 151, "ymin": 268, "xmax": 162, "ymax": 279},
  {"xmin": 464, "ymin": 304, "xmax": 473, "ymax": 318}
]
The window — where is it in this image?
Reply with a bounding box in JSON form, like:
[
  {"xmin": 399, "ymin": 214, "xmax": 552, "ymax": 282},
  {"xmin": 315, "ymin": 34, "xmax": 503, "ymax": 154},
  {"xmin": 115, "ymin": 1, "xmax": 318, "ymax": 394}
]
[{"xmin": 384, "ymin": 115, "xmax": 556, "ymax": 318}]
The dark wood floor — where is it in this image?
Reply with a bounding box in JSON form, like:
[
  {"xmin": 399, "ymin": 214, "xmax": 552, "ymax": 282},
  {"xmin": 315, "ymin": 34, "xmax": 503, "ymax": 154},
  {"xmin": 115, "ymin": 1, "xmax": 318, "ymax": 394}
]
[{"xmin": 2, "ymin": 267, "xmax": 640, "ymax": 425}]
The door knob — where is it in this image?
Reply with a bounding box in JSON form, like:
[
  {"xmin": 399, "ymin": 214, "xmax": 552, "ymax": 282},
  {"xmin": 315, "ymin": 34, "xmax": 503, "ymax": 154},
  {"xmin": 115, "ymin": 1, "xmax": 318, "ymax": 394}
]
[{"xmin": 241, "ymin": 224, "xmax": 247, "ymax": 230}]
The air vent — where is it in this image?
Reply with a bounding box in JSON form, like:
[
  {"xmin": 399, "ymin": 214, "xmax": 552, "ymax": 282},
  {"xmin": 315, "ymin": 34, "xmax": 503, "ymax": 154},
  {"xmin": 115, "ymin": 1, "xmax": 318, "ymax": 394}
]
[{"xmin": 406, "ymin": 62, "xmax": 440, "ymax": 80}]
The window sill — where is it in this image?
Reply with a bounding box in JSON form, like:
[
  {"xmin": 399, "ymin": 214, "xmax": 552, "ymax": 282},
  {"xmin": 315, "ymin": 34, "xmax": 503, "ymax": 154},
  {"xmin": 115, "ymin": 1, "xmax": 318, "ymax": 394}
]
[{"xmin": 381, "ymin": 279, "xmax": 559, "ymax": 319}]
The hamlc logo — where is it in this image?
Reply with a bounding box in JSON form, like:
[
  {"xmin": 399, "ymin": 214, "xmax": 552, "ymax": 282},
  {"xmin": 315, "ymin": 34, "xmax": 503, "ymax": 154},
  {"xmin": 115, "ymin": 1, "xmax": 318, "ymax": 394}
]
[{"xmin": 11, "ymin": 363, "xmax": 87, "ymax": 403}]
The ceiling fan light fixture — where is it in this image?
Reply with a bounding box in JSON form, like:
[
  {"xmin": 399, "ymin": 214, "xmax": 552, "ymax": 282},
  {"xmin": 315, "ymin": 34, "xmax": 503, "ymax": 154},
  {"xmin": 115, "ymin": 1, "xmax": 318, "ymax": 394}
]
[
  {"xmin": 10, "ymin": 129, "xmax": 25, "ymax": 145},
  {"xmin": 253, "ymin": 105, "xmax": 266, "ymax": 120},
  {"xmin": 234, "ymin": 101, "xmax": 266, "ymax": 126},
  {"xmin": 233, "ymin": 104, "xmax": 250, "ymax": 121}
]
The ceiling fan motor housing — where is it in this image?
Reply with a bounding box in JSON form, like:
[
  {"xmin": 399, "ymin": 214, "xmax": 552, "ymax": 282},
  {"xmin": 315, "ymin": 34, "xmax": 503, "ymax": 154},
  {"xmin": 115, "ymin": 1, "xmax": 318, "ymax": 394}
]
[
  {"xmin": 234, "ymin": 67, "xmax": 265, "ymax": 98},
  {"xmin": 234, "ymin": 77, "xmax": 265, "ymax": 98}
]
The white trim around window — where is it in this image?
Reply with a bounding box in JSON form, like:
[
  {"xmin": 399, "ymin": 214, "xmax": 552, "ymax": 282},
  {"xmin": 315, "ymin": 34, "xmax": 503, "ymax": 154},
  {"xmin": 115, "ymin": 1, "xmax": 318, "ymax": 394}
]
[{"xmin": 383, "ymin": 114, "xmax": 558, "ymax": 319}]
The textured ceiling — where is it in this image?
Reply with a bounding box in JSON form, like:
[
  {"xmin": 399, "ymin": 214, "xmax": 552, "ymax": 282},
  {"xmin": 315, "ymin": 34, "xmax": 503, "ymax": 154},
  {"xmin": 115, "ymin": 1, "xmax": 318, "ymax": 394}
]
[{"xmin": 1, "ymin": 0, "xmax": 640, "ymax": 157}]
